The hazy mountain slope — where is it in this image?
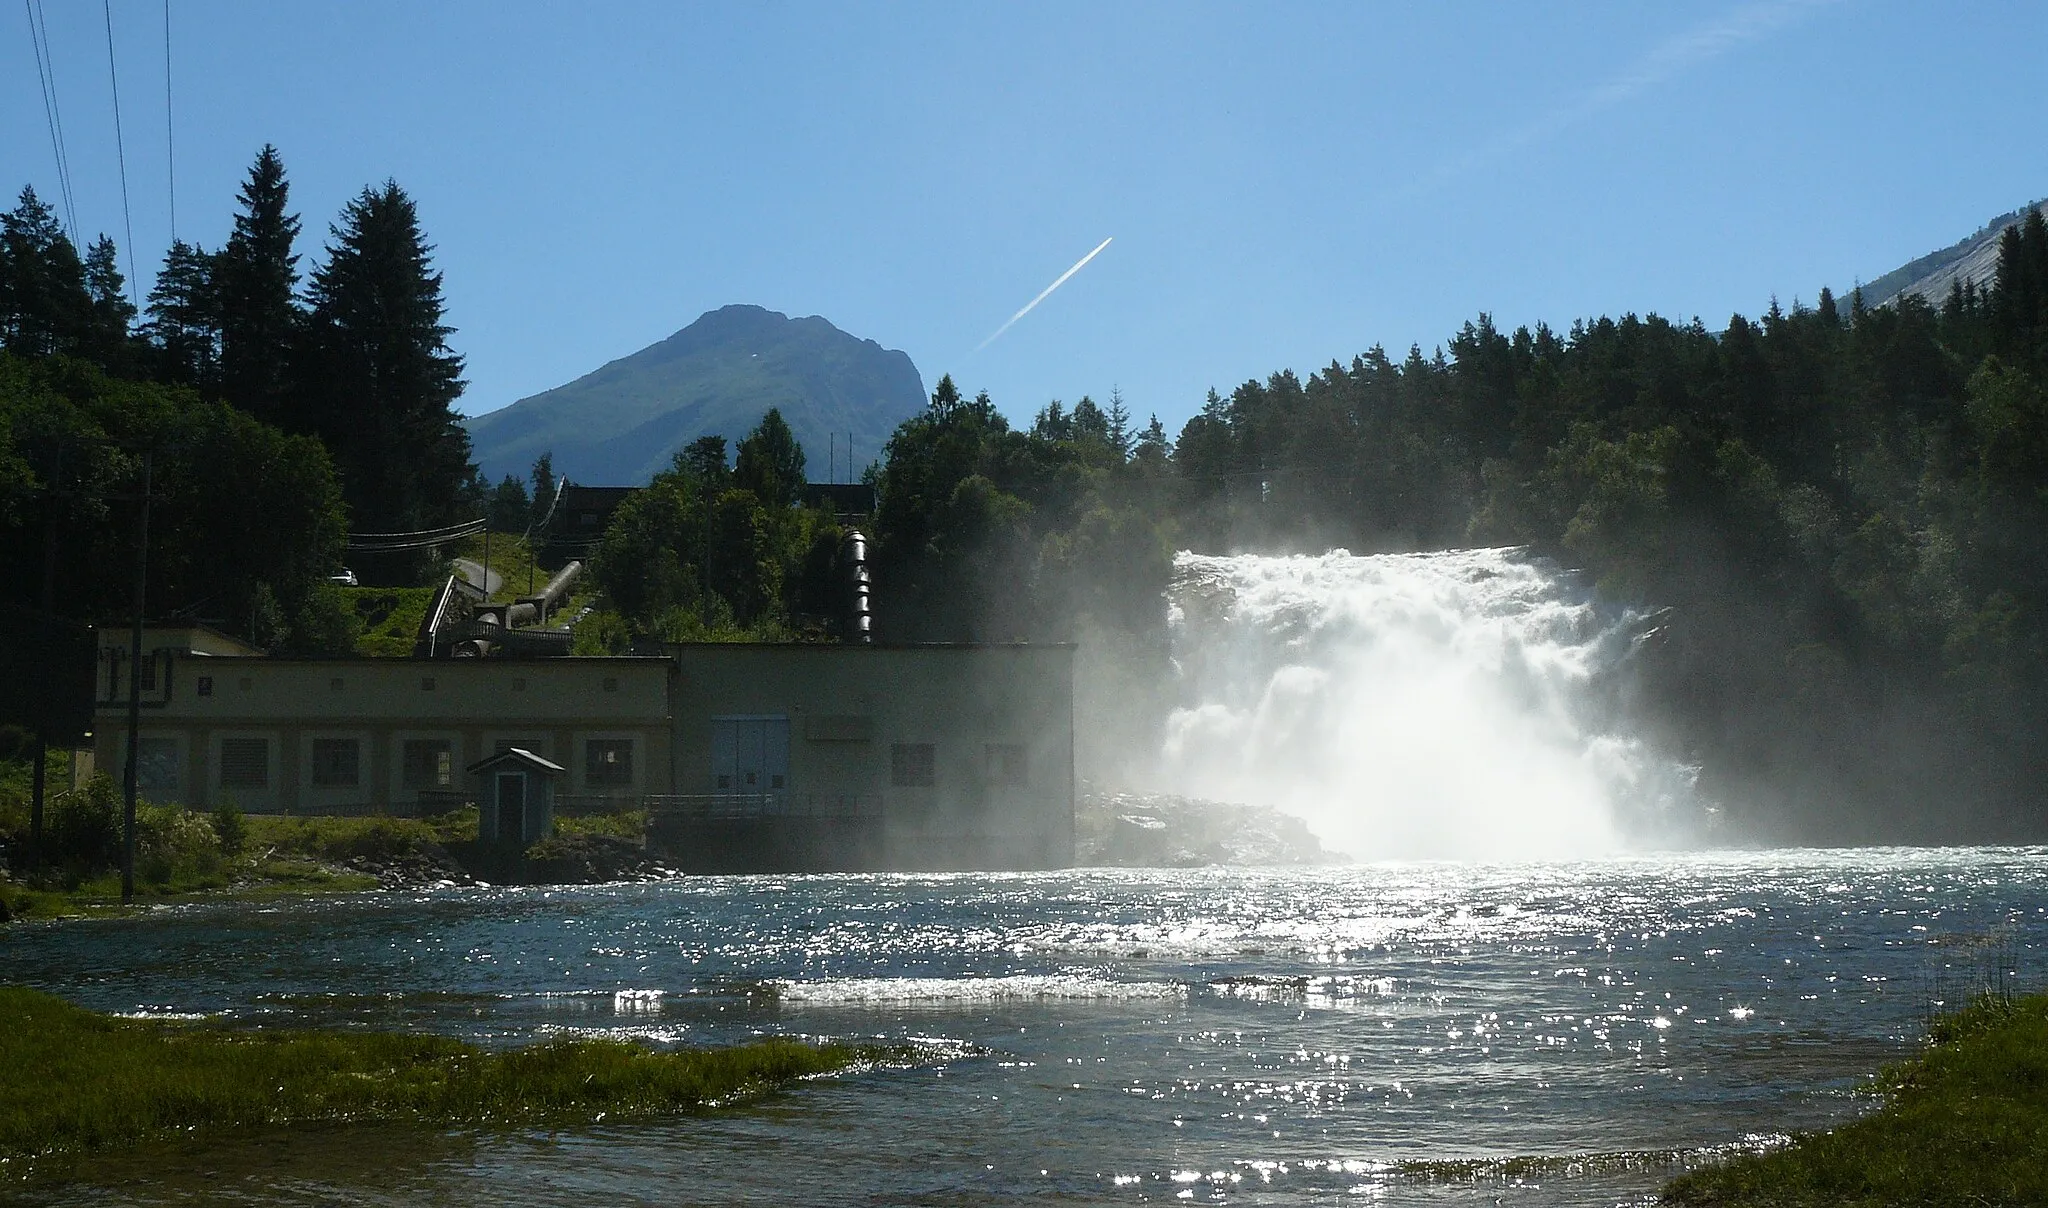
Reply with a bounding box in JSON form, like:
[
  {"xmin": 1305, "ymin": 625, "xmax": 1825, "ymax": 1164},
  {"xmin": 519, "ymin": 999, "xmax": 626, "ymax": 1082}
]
[
  {"xmin": 464, "ymin": 305, "xmax": 926, "ymax": 486},
  {"xmin": 1861, "ymin": 200, "xmax": 2047, "ymax": 308}
]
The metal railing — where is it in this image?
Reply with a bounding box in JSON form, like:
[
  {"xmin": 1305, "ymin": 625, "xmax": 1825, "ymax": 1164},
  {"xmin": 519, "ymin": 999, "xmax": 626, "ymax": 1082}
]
[{"xmin": 644, "ymin": 793, "xmax": 881, "ymax": 821}]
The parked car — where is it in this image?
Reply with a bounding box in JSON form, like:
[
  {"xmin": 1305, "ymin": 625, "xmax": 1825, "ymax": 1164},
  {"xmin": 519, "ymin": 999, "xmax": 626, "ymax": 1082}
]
[{"xmin": 329, "ymin": 569, "xmax": 359, "ymax": 587}]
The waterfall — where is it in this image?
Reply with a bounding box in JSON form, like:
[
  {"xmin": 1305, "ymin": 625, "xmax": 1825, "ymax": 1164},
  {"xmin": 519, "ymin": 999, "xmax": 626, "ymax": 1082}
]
[{"xmin": 1159, "ymin": 548, "xmax": 1693, "ymax": 861}]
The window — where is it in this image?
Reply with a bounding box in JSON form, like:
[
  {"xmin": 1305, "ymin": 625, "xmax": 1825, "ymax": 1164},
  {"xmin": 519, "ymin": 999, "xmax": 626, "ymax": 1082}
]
[
  {"xmin": 986, "ymin": 743, "xmax": 1028, "ymax": 787},
  {"xmin": 328, "ymin": 677, "xmax": 345, "ymax": 692},
  {"xmin": 139, "ymin": 654, "xmax": 158, "ymax": 691},
  {"xmin": 603, "ymin": 676, "xmax": 619, "ymax": 693},
  {"xmin": 585, "ymin": 739, "xmax": 633, "ymax": 787},
  {"xmin": 219, "ymin": 738, "xmax": 269, "ymax": 789},
  {"xmin": 197, "ymin": 675, "xmax": 214, "ymax": 697},
  {"xmin": 891, "ymin": 742, "xmax": 936, "ymax": 788},
  {"xmin": 420, "ymin": 676, "xmax": 437, "ymax": 691},
  {"xmin": 136, "ymin": 737, "xmax": 179, "ymax": 797},
  {"xmin": 401, "ymin": 739, "xmax": 452, "ymax": 789},
  {"xmin": 310, "ymin": 739, "xmax": 360, "ymax": 788}
]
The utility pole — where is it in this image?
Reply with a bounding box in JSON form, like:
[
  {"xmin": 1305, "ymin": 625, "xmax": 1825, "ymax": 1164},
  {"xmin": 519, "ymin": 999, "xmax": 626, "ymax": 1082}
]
[
  {"xmin": 29, "ymin": 441, "xmax": 63, "ymax": 873},
  {"xmin": 120, "ymin": 452, "xmax": 152, "ymax": 904}
]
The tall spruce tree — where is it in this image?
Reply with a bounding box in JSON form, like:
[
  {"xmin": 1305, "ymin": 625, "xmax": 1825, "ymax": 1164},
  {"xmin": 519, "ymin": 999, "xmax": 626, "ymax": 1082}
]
[
  {"xmin": 0, "ymin": 187, "xmax": 91, "ymax": 358},
  {"xmin": 81, "ymin": 235, "xmax": 138, "ymax": 371},
  {"xmin": 215, "ymin": 146, "xmax": 303, "ymax": 427},
  {"xmin": 302, "ymin": 180, "xmax": 470, "ymax": 535},
  {"xmin": 735, "ymin": 408, "xmax": 806, "ymax": 509},
  {"xmin": 144, "ymin": 239, "xmax": 222, "ymax": 391}
]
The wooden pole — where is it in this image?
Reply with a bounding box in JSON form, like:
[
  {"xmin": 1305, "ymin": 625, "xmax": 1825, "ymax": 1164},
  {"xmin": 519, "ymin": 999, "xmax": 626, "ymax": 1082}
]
[{"xmin": 121, "ymin": 452, "xmax": 151, "ymax": 904}]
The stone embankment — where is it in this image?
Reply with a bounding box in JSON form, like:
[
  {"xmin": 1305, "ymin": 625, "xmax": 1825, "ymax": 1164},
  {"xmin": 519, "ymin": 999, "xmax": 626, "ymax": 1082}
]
[{"xmin": 1077, "ymin": 788, "xmax": 1339, "ymax": 867}]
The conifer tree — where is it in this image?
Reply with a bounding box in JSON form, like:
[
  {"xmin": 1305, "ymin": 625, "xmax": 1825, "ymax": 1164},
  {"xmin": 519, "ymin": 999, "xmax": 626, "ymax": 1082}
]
[
  {"xmin": 735, "ymin": 408, "xmax": 806, "ymax": 509},
  {"xmin": 81, "ymin": 235, "xmax": 138, "ymax": 371},
  {"xmin": 144, "ymin": 239, "xmax": 222, "ymax": 391},
  {"xmin": 216, "ymin": 146, "xmax": 303, "ymax": 427},
  {"xmin": 301, "ymin": 180, "xmax": 470, "ymax": 534},
  {"xmin": 0, "ymin": 187, "xmax": 91, "ymax": 357},
  {"xmin": 529, "ymin": 451, "xmax": 556, "ymax": 525}
]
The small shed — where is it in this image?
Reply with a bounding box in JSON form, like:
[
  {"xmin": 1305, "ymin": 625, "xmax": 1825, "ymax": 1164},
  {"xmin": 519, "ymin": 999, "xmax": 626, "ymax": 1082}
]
[{"xmin": 466, "ymin": 747, "xmax": 563, "ymax": 846}]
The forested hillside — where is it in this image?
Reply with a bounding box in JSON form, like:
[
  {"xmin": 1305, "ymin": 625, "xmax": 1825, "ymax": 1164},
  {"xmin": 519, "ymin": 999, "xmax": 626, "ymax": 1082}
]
[
  {"xmin": 866, "ymin": 210, "xmax": 2048, "ymax": 842},
  {"xmin": 9, "ymin": 139, "xmax": 2048, "ymax": 843},
  {"xmin": 0, "ymin": 147, "xmax": 474, "ymax": 650}
]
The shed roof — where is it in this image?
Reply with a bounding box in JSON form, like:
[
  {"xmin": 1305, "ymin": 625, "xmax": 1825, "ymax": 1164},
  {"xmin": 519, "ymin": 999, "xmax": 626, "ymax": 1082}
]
[{"xmin": 465, "ymin": 747, "xmax": 565, "ymax": 776}]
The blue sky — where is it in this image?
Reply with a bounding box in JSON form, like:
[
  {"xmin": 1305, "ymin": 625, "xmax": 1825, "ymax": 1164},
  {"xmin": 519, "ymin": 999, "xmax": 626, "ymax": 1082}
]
[{"xmin": 6, "ymin": 2, "xmax": 2045, "ymax": 438}]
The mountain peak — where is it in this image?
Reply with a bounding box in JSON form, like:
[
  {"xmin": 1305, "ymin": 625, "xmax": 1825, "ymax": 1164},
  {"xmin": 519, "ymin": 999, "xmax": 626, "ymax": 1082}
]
[{"xmin": 465, "ymin": 307, "xmax": 926, "ymax": 486}]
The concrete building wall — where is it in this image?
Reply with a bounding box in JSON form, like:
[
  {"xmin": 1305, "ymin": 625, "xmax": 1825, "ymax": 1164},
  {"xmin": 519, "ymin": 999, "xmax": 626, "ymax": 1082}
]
[
  {"xmin": 93, "ymin": 656, "xmax": 673, "ymax": 815},
  {"xmin": 666, "ymin": 644, "xmax": 1075, "ymax": 870},
  {"xmin": 85, "ymin": 637, "xmax": 1076, "ymax": 871}
]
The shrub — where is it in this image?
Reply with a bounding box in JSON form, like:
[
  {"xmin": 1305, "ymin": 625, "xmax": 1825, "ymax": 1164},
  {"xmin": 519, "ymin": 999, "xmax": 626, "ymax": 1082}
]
[{"xmin": 211, "ymin": 800, "xmax": 247, "ymax": 856}]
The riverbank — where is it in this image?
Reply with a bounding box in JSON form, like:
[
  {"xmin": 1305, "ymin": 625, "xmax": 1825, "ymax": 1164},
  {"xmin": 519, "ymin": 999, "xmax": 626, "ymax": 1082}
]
[
  {"xmin": 1, "ymin": 804, "xmax": 668, "ymax": 922},
  {"xmin": 1664, "ymin": 992, "xmax": 2048, "ymax": 1206},
  {"xmin": 0, "ymin": 986, "xmax": 893, "ymax": 1174}
]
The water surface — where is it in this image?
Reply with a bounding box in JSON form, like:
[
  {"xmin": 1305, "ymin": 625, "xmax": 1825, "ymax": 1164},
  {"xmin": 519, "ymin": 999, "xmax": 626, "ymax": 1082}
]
[{"xmin": 5, "ymin": 847, "xmax": 2043, "ymax": 1205}]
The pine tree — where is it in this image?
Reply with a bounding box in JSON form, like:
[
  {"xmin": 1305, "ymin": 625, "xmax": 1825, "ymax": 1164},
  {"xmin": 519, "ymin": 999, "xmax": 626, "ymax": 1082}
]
[
  {"xmin": 301, "ymin": 180, "xmax": 470, "ymax": 534},
  {"xmin": 80, "ymin": 235, "xmax": 137, "ymax": 371},
  {"xmin": 735, "ymin": 408, "xmax": 806, "ymax": 509},
  {"xmin": 216, "ymin": 146, "xmax": 303, "ymax": 427},
  {"xmin": 529, "ymin": 451, "xmax": 556, "ymax": 526},
  {"xmin": 1107, "ymin": 386, "xmax": 1133, "ymax": 461},
  {"xmin": 144, "ymin": 239, "xmax": 221, "ymax": 391},
  {"xmin": 0, "ymin": 186, "xmax": 91, "ymax": 357}
]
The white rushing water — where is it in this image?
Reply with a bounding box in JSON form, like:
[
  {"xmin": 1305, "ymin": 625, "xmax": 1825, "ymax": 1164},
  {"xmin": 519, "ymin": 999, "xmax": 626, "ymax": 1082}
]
[{"xmin": 1160, "ymin": 548, "xmax": 1693, "ymax": 861}]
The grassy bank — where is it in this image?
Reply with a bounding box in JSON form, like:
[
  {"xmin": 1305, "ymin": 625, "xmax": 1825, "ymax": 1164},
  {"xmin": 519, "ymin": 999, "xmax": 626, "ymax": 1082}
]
[
  {"xmin": 1664, "ymin": 993, "xmax": 2048, "ymax": 1206},
  {"xmin": 2, "ymin": 778, "xmax": 480, "ymax": 920},
  {"xmin": 0, "ymin": 986, "xmax": 888, "ymax": 1168}
]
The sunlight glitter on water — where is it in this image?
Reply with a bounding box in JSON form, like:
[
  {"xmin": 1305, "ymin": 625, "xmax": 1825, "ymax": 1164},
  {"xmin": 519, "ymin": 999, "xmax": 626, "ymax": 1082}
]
[{"xmin": 6, "ymin": 848, "xmax": 2046, "ymax": 1206}]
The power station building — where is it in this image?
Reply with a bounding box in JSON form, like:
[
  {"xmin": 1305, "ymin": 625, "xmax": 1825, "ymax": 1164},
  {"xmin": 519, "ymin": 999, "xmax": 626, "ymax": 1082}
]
[{"xmin": 88, "ymin": 628, "xmax": 1075, "ymax": 872}]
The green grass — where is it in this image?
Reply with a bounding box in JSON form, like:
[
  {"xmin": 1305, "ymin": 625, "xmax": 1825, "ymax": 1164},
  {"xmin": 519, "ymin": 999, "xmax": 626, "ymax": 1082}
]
[
  {"xmin": 551, "ymin": 809, "xmax": 648, "ymax": 840},
  {"xmin": 342, "ymin": 586, "xmax": 435, "ymax": 657},
  {"xmin": 0, "ymin": 986, "xmax": 893, "ymax": 1168},
  {"xmin": 1664, "ymin": 992, "xmax": 2048, "ymax": 1206},
  {"xmin": 1, "ymin": 788, "xmax": 479, "ymax": 921},
  {"xmin": 245, "ymin": 808, "xmax": 477, "ymax": 861}
]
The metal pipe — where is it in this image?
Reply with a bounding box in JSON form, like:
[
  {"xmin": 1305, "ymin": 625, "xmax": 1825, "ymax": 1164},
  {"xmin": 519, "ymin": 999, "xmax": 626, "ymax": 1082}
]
[{"xmin": 843, "ymin": 529, "xmax": 871, "ymax": 644}]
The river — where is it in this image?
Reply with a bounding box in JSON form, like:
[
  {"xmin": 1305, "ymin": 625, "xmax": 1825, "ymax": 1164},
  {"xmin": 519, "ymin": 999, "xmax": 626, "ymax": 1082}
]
[{"xmin": 6, "ymin": 848, "xmax": 2043, "ymax": 1205}]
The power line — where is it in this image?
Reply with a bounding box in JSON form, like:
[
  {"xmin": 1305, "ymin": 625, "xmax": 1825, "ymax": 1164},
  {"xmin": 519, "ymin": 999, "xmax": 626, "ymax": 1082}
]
[
  {"xmin": 102, "ymin": 0, "xmax": 139, "ymax": 306},
  {"xmin": 22, "ymin": 0, "xmax": 79, "ymax": 243},
  {"xmin": 162, "ymin": 0, "xmax": 175, "ymax": 241}
]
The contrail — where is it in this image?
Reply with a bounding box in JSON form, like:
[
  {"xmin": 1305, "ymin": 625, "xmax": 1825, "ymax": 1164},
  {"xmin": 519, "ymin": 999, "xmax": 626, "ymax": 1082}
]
[{"xmin": 973, "ymin": 236, "xmax": 1114, "ymax": 353}]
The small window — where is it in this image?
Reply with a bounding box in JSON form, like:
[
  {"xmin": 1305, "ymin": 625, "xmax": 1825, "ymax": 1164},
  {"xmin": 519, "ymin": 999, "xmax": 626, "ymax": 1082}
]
[
  {"xmin": 401, "ymin": 739, "xmax": 452, "ymax": 789},
  {"xmin": 585, "ymin": 739, "xmax": 633, "ymax": 787},
  {"xmin": 219, "ymin": 738, "xmax": 269, "ymax": 789},
  {"xmin": 603, "ymin": 676, "xmax": 619, "ymax": 693},
  {"xmin": 139, "ymin": 654, "xmax": 158, "ymax": 691},
  {"xmin": 238, "ymin": 676, "xmax": 253, "ymax": 691},
  {"xmin": 986, "ymin": 743, "xmax": 1028, "ymax": 787},
  {"xmin": 310, "ymin": 738, "xmax": 360, "ymax": 788},
  {"xmin": 136, "ymin": 737, "xmax": 179, "ymax": 797},
  {"xmin": 512, "ymin": 677, "xmax": 527, "ymax": 692},
  {"xmin": 197, "ymin": 675, "xmax": 214, "ymax": 697},
  {"xmin": 420, "ymin": 676, "xmax": 437, "ymax": 692},
  {"xmin": 329, "ymin": 677, "xmax": 345, "ymax": 692},
  {"xmin": 891, "ymin": 742, "xmax": 936, "ymax": 788}
]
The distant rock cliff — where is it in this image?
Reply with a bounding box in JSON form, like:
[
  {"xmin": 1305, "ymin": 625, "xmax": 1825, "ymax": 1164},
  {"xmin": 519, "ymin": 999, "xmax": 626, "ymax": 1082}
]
[
  {"xmin": 464, "ymin": 304, "xmax": 926, "ymax": 486},
  {"xmin": 1860, "ymin": 200, "xmax": 2048, "ymax": 309}
]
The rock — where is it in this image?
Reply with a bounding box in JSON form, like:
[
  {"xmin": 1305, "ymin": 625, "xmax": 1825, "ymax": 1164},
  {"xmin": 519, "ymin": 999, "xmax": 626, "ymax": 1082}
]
[
  {"xmin": 522, "ymin": 833, "xmax": 665, "ymax": 884},
  {"xmin": 1076, "ymin": 788, "xmax": 1340, "ymax": 867}
]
